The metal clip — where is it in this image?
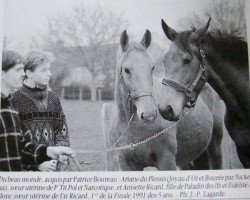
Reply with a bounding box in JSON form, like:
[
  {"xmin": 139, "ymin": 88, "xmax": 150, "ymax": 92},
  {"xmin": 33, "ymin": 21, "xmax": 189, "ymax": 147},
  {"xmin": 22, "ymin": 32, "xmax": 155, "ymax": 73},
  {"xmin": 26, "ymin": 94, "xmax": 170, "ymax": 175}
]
[
  {"xmin": 79, "ymin": 161, "xmax": 87, "ymax": 165},
  {"xmin": 130, "ymin": 143, "xmax": 136, "ymax": 150}
]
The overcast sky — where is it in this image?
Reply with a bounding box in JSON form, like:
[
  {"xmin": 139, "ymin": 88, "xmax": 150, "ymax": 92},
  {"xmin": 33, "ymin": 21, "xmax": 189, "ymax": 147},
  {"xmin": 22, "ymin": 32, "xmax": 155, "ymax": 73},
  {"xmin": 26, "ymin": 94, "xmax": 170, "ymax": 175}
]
[{"xmin": 3, "ymin": 0, "xmax": 213, "ymax": 53}]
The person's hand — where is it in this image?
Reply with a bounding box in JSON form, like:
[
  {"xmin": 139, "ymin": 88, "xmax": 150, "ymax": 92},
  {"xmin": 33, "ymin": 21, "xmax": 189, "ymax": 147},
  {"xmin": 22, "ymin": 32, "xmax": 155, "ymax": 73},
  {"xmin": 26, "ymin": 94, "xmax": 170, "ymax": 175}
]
[
  {"xmin": 38, "ymin": 160, "xmax": 57, "ymax": 171},
  {"xmin": 46, "ymin": 146, "xmax": 75, "ymax": 160},
  {"xmin": 58, "ymin": 154, "xmax": 70, "ymax": 164}
]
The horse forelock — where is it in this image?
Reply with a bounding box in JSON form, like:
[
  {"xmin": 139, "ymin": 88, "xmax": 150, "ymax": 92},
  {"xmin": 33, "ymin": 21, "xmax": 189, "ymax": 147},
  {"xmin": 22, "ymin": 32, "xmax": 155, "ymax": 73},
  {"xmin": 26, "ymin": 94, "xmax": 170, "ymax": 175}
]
[{"xmin": 174, "ymin": 30, "xmax": 194, "ymax": 55}]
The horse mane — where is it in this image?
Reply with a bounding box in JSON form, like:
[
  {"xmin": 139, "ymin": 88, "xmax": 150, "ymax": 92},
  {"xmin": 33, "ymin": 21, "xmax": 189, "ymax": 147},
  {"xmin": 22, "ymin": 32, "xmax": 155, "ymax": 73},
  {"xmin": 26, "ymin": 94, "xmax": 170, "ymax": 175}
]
[
  {"xmin": 175, "ymin": 28, "xmax": 248, "ymax": 66},
  {"xmin": 204, "ymin": 30, "xmax": 248, "ymax": 66}
]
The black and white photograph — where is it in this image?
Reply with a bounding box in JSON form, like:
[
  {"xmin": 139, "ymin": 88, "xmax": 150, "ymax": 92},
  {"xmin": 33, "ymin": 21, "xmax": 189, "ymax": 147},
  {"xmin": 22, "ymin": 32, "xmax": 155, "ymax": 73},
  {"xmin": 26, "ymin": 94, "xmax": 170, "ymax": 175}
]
[{"xmin": 0, "ymin": 0, "xmax": 249, "ymax": 174}]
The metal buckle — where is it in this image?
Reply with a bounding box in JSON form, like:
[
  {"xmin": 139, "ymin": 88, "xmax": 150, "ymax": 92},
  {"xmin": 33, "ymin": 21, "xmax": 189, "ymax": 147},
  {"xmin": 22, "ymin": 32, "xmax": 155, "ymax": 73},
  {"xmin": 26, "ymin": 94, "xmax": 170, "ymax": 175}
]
[
  {"xmin": 200, "ymin": 49, "xmax": 205, "ymax": 58},
  {"xmin": 186, "ymin": 88, "xmax": 192, "ymax": 96},
  {"xmin": 199, "ymin": 64, "xmax": 207, "ymax": 80},
  {"xmin": 128, "ymin": 93, "xmax": 132, "ymax": 101},
  {"xmin": 186, "ymin": 100, "xmax": 195, "ymax": 108},
  {"xmin": 200, "ymin": 64, "xmax": 206, "ymax": 70}
]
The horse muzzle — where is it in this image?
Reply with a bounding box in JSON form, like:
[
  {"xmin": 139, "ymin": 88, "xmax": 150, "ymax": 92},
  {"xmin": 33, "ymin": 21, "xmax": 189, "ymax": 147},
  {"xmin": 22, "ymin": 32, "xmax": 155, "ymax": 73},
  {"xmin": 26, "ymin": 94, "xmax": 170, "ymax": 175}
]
[
  {"xmin": 140, "ymin": 109, "xmax": 157, "ymax": 124},
  {"xmin": 158, "ymin": 105, "xmax": 179, "ymax": 121}
]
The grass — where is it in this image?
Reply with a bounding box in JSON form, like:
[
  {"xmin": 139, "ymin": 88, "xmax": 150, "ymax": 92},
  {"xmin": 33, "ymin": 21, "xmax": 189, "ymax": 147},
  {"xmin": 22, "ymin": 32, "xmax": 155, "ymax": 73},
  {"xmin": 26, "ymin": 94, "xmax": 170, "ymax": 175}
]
[{"xmin": 62, "ymin": 100, "xmax": 107, "ymax": 171}]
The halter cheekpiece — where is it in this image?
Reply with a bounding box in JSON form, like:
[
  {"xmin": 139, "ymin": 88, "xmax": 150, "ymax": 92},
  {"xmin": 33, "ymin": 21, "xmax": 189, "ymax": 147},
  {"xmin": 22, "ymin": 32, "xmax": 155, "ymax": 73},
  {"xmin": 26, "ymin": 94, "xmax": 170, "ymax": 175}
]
[
  {"xmin": 161, "ymin": 44, "xmax": 208, "ymax": 108},
  {"xmin": 119, "ymin": 69, "xmax": 153, "ymax": 112}
]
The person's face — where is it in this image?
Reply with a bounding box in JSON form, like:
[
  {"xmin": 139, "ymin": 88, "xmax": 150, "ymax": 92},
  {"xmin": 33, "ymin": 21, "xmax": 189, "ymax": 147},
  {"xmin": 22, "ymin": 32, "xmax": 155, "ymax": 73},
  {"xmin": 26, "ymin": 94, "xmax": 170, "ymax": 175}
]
[
  {"xmin": 2, "ymin": 63, "xmax": 25, "ymax": 90},
  {"xmin": 27, "ymin": 63, "xmax": 52, "ymax": 86}
]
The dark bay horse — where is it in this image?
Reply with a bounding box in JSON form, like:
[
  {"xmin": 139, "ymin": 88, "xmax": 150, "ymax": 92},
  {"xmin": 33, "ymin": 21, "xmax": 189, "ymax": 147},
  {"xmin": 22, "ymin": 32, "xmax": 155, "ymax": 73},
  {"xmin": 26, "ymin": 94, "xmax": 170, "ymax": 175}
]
[
  {"xmin": 159, "ymin": 19, "xmax": 249, "ymax": 168},
  {"xmin": 102, "ymin": 30, "xmax": 224, "ymax": 171}
]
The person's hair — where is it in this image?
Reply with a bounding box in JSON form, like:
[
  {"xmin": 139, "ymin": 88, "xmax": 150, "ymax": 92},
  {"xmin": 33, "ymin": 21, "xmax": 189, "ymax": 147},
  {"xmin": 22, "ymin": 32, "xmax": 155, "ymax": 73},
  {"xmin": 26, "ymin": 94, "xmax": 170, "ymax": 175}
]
[
  {"xmin": 23, "ymin": 51, "xmax": 53, "ymax": 72},
  {"xmin": 2, "ymin": 50, "xmax": 23, "ymax": 72}
]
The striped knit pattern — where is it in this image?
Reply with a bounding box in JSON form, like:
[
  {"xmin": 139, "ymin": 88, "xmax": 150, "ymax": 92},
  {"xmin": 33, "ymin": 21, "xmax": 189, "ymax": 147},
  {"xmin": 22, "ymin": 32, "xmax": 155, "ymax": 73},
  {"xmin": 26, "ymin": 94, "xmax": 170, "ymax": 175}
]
[{"xmin": 11, "ymin": 84, "xmax": 70, "ymax": 147}]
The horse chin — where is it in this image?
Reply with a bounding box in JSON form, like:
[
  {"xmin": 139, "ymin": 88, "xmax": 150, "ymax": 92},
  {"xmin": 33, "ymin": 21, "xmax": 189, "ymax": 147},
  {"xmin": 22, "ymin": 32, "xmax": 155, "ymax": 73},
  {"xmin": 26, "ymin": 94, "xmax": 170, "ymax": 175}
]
[{"xmin": 141, "ymin": 117, "xmax": 156, "ymax": 124}]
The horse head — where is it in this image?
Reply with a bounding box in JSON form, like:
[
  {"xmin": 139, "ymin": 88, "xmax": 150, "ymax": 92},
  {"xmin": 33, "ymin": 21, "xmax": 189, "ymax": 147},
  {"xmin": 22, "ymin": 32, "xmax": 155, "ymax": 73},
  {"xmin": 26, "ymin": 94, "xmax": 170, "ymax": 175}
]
[
  {"xmin": 158, "ymin": 19, "xmax": 210, "ymax": 121},
  {"xmin": 117, "ymin": 30, "xmax": 157, "ymax": 123}
]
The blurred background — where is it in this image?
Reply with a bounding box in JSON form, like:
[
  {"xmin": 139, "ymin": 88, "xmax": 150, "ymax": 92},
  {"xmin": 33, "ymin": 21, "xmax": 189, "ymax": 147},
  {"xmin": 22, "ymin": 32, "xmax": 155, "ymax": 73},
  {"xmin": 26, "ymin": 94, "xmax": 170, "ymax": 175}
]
[{"xmin": 2, "ymin": 0, "xmax": 247, "ymax": 170}]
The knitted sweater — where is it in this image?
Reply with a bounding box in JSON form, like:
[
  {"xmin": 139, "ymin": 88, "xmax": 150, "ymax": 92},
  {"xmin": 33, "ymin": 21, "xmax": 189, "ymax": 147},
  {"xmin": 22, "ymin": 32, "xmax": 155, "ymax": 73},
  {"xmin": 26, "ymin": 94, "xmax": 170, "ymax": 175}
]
[{"xmin": 11, "ymin": 84, "xmax": 70, "ymax": 148}]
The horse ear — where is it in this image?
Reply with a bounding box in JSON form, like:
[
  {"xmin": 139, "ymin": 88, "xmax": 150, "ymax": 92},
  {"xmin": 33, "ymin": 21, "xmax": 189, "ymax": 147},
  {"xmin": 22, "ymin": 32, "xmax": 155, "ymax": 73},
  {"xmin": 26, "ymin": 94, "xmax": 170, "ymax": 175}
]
[
  {"xmin": 195, "ymin": 18, "xmax": 211, "ymax": 37},
  {"xmin": 161, "ymin": 19, "xmax": 177, "ymax": 42},
  {"xmin": 141, "ymin": 30, "xmax": 151, "ymax": 48},
  {"xmin": 120, "ymin": 30, "xmax": 129, "ymax": 51}
]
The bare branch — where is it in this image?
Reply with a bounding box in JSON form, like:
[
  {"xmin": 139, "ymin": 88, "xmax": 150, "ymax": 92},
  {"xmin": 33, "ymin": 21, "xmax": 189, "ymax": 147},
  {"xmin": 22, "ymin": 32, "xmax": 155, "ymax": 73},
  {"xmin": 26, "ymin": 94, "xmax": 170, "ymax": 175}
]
[{"xmin": 178, "ymin": 0, "xmax": 246, "ymax": 39}]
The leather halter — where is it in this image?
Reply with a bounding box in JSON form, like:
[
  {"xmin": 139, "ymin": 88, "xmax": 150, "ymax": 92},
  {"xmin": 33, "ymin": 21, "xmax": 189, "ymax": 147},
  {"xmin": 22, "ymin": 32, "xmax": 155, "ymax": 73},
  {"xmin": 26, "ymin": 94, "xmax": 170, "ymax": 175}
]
[
  {"xmin": 119, "ymin": 69, "xmax": 153, "ymax": 113},
  {"xmin": 161, "ymin": 45, "xmax": 208, "ymax": 108}
]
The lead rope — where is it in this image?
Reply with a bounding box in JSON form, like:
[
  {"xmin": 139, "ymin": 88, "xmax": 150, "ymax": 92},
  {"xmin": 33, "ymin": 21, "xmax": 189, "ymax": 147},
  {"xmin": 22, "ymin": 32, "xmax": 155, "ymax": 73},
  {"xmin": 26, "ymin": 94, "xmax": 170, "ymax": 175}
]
[
  {"xmin": 128, "ymin": 108, "xmax": 192, "ymax": 149},
  {"xmin": 65, "ymin": 107, "xmax": 192, "ymax": 171}
]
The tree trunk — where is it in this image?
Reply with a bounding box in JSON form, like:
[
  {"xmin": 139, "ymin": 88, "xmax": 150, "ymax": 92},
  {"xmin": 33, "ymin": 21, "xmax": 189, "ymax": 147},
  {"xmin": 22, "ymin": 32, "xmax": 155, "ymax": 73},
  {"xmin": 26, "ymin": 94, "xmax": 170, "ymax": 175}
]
[
  {"xmin": 98, "ymin": 88, "xmax": 102, "ymax": 101},
  {"xmin": 61, "ymin": 87, "xmax": 65, "ymax": 99},
  {"xmin": 79, "ymin": 87, "xmax": 83, "ymax": 100},
  {"xmin": 91, "ymin": 85, "xmax": 97, "ymax": 101}
]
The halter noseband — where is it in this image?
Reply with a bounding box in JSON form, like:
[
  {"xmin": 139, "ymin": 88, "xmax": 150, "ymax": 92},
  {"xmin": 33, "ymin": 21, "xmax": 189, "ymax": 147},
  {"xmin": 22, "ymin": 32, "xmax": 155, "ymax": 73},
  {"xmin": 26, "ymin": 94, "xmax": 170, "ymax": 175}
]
[
  {"xmin": 161, "ymin": 44, "xmax": 208, "ymax": 108},
  {"xmin": 128, "ymin": 91, "xmax": 153, "ymax": 101}
]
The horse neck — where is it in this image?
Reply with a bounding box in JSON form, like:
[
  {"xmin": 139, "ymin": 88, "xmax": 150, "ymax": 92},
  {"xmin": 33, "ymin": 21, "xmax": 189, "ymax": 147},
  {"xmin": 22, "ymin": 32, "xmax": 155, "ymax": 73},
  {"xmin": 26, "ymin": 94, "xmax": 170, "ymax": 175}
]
[{"xmin": 204, "ymin": 44, "xmax": 249, "ymax": 116}]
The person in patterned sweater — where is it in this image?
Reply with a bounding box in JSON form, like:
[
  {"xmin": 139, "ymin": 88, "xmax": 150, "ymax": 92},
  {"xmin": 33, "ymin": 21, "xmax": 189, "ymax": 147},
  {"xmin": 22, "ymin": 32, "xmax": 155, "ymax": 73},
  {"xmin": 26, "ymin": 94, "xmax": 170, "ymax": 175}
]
[
  {"xmin": 11, "ymin": 51, "xmax": 70, "ymax": 171},
  {"xmin": 1, "ymin": 50, "xmax": 75, "ymax": 171}
]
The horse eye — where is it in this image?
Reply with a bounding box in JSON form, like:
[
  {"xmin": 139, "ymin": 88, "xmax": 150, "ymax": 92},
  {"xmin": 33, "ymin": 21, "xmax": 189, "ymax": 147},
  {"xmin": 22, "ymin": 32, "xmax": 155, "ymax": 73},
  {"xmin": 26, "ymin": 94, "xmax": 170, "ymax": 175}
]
[
  {"xmin": 183, "ymin": 58, "xmax": 191, "ymax": 65},
  {"xmin": 124, "ymin": 68, "xmax": 130, "ymax": 74},
  {"xmin": 152, "ymin": 66, "xmax": 155, "ymax": 71}
]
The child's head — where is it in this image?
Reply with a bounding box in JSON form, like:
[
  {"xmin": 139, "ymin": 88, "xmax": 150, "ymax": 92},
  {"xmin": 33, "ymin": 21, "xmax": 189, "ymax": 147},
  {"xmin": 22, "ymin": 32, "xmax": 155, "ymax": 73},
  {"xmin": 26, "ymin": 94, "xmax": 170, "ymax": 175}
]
[
  {"xmin": 23, "ymin": 51, "xmax": 53, "ymax": 87},
  {"xmin": 2, "ymin": 50, "xmax": 24, "ymax": 90},
  {"xmin": 2, "ymin": 50, "xmax": 22, "ymax": 72},
  {"xmin": 23, "ymin": 51, "xmax": 52, "ymax": 73}
]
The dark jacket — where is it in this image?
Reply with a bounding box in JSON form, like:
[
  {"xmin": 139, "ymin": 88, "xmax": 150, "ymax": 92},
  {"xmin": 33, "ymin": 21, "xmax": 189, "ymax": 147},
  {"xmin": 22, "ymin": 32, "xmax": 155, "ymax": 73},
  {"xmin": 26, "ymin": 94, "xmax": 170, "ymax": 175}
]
[{"xmin": 0, "ymin": 93, "xmax": 50, "ymax": 171}]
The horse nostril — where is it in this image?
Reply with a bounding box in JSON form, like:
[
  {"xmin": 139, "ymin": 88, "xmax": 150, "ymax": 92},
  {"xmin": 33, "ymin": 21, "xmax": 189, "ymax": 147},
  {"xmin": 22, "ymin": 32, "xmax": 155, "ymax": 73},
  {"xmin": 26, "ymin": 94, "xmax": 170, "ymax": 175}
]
[
  {"xmin": 165, "ymin": 105, "xmax": 174, "ymax": 116},
  {"xmin": 140, "ymin": 111, "xmax": 157, "ymax": 123},
  {"xmin": 159, "ymin": 105, "xmax": 177, "ymax": 121},
  {"xmin": 141, "ymin": 112, "xmax": 145, "ymax": 120}
]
